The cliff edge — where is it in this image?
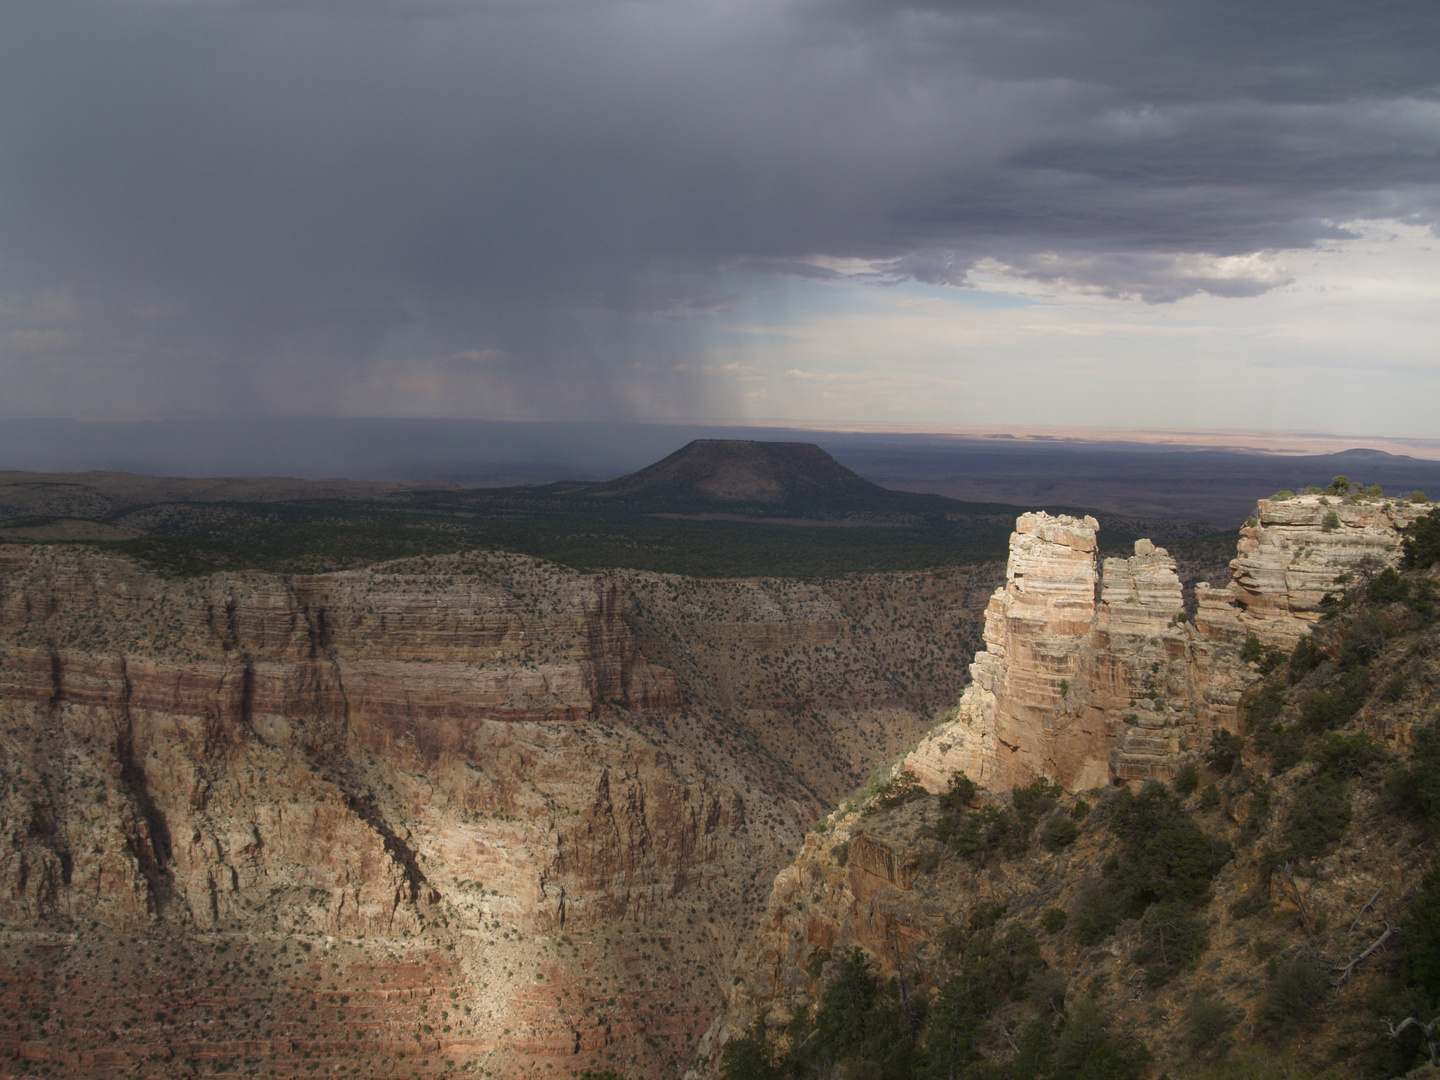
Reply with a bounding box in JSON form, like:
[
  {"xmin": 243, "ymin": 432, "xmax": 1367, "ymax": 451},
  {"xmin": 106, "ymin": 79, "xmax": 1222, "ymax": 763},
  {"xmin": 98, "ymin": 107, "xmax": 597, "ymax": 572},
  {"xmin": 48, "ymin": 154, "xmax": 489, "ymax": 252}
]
[
  {"xmin": 906, "ymin": 493, "xmax": 1425, "ymax": 794},
  {"xmin": 696, "ymin": 493, "xmax": 1440, "ymax": 1080}
]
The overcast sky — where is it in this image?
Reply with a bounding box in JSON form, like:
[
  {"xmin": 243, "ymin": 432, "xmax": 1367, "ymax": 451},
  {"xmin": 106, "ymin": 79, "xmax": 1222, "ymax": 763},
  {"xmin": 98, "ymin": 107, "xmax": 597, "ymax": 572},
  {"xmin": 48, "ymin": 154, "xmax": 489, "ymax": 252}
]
[{"xmin": 2, "ymin": 0, "xmax": 1438, "ymax": 436}]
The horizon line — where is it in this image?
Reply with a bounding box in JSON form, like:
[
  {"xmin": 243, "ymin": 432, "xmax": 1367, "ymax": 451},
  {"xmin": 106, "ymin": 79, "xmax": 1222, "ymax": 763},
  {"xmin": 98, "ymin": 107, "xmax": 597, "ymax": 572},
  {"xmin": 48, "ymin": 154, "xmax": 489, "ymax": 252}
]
[{"xmin": 7, "ymin": 414, "xmax": 1440, "ymax": 462}]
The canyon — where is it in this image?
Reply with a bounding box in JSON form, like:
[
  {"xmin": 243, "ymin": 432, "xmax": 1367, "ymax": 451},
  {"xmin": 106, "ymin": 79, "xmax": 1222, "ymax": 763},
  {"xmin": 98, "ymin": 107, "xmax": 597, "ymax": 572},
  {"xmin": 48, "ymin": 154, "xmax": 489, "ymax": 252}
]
[
  {"xmin": 0, "ymin": 479, "xmax": 1428, "ymax": 1080},
  {"xmin": 697, "ymin": 490, "xmax": 1436, "ymax": 1078},
  {"xmin": 0, "ymin": 544, "xmax": 997, "ymax": 1078}
]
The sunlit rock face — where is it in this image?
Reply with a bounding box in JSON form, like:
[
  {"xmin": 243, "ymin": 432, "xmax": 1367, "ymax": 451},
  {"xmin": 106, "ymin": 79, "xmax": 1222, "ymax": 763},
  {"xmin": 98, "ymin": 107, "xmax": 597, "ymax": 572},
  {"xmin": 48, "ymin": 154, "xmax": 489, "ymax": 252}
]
[
  {"xmin": 0, "ymin": 548, "xmax": 740, "ymax": 1077},
  {"xmin": 908, "ymin": 496, "xmax": 1421, "ymax": 793},
  {"xmin": 907, "ymin": 514, "xmax": 1198, "ymax": 793},
  {"xmin": 1210, "ymin": 494, "xmax": 1426, "ymax": 648},
  {"xmin": 0, "ymin": 545, "xmax": 994, "ymax": 1079},
  {"xmin": 905, "ymin": 513, "xmax": 1103, "ymax": 793}
]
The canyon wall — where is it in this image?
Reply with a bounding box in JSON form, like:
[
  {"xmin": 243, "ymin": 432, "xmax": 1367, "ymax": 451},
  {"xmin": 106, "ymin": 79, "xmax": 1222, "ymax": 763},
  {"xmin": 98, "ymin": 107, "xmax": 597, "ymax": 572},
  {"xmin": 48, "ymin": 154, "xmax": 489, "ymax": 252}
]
[
  {"xmin": 906, "ymin": 493, "xmax": 1422, "ymax": 794},
  {"xmin": 1198, "ymin": 493, "xmax": 1426, "ymax": 648},
  {"xmin": 694, "ymin": 493, "xmax": 1434, "ymax": 1077},
  {"xmin": 0, "ymin": 545, "xmax": 997, "ymax": 1079}
]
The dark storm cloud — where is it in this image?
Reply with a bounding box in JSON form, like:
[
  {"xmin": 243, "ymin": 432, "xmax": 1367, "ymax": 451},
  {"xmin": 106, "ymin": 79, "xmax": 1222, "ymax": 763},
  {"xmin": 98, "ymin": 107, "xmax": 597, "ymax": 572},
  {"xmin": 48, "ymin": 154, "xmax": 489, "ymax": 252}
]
[
  {"xmin": 837, "ymin": 0, "xmax": 1440, "ymax": 105},
  {"xmin": 0, "ymin": 0, "xmax": 1436, "ymax": 416}
]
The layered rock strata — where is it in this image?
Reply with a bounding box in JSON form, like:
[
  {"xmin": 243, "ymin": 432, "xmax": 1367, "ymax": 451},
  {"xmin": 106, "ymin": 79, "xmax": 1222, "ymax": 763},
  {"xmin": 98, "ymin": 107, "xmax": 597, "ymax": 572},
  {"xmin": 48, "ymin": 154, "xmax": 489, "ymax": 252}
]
[
  {"xmin": 0, "ymin": 545, "xmax": 997, "ymax": 1079},
  {"xmin": 694, "ymin": 496, "xmax": 1435, "ymax": 1079},
  {"xmin": 908, "ymin": 495, "xmax": 1421, "ymax": 793},
  {"xmin": 1196, "ymin": 493, "xmax": 1425, "ymax": 648},
  {"xmin": 905, "ymin": 514, "xmax": 1202, "ymax": 791}
]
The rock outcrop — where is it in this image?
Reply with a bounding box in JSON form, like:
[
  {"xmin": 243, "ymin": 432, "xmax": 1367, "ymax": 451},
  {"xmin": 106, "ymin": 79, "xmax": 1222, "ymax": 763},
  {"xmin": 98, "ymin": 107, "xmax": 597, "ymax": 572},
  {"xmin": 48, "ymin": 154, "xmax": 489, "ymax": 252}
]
[
  {"xmin": 1197, "ymin": 493, "xmax": 1426, "ymax": 648},
  {"xmin": 907, "ymin": 513, "xmax": 1107, "ymax": 792},
  {"xmin": 694, "ymin": 495, "xmax": 1438, "ymax": 1080},
  {"xmin": 907, "ymin": 495, "xmax": 1422, "ymax": 793}
]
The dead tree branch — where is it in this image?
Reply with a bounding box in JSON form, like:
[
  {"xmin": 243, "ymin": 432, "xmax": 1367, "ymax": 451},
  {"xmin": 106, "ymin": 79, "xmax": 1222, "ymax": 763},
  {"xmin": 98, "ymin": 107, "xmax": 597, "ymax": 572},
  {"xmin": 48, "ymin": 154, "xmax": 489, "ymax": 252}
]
[
  {"xmin": 1334, "ymin": 925, "xmax": 1396, "ymax": 984},
  {"xmin": 1276, "ymin": 863, "xmax": 1315, "ymax": 935},
  {"xmin": 1349, "ymin": 884, "xmax": 1387, "ymax": 935},
  {"xmin": 1386, "ymin": 1015, "xmax": 1440, "ymax": 1067},
  {"xmin": 996, "ymin": 1021, "xmax": 1020, "ymax": 1055}
]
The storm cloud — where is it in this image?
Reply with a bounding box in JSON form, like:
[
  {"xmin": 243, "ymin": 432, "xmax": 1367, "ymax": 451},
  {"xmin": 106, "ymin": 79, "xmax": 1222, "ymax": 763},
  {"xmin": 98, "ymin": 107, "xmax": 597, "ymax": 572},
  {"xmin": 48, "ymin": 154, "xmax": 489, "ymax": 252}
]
[{"xmin": 1, "ymin": 0, "xmax": 1437, "ymax": 419}]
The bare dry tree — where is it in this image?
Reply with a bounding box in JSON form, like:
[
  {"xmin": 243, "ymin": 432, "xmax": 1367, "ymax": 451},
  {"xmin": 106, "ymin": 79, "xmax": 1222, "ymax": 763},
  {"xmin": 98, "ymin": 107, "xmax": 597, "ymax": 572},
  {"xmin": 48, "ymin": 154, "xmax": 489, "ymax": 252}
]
[{"xmin": 1387, "ymin": 1015, "xmax": 1440, "ymax": 1067}]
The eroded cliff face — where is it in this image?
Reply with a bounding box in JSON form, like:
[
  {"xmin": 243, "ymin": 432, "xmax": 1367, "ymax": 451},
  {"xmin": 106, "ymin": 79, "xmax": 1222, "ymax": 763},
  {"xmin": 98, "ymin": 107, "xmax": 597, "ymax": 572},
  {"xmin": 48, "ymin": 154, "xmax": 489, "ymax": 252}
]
[
  {"xmin": 0, "ymin": 546, "xmax": 997, "ymax": 1078},
  {"xmin": 694, "ymin": 496, "xmax": 1437, "ymax": 1080},
  {"xmin": 1196, "ymin": 494, "xmax": 1426, "ymax": 648},
  {"xmin": 905, "ymin": 514, "xmax": 1210, "ymax": 793},
  {"xmin": 907, "ymin": 494, "xmax": 1421, "ymax": 795}
]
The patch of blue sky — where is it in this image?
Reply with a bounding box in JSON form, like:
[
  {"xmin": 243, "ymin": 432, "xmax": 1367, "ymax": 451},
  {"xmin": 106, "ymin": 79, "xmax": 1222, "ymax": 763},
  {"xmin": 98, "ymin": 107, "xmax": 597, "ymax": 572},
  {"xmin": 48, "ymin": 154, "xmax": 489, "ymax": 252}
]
[
  {"xmin": 712, "ymin": 272, "xmax": 1032, "ymax": 338},
  {"xmin": 891, "ymin": 279, "xmax": 1035, "ymax": 308}
]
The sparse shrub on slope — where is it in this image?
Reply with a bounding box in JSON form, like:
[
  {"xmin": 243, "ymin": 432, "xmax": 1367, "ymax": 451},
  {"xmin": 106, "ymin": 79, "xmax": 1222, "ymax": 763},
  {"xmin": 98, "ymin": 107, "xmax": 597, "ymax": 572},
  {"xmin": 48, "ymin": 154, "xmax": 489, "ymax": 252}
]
[
  {"xmin": 725, "ymin": 947, "xmax": 919, "ymax": 1080},
  {"xmin": 919, "ymin": 976, "xmax": 988, "ymax": 1080},
  {"xmin": 1026, "ymin": 968, "xmax": 1069, "ymax": 1017},
  {"xmin": 1402, "ymin": 507, "xmax": 1440, "ymax": 570},
  {"xmin": 1241, "ymin": 634, "xmax": 1264, "ymax": 664},
  {"xmin": 1207, "ymin": 729, "xmax": 1245, "ymax": 774},
  {"xmin": 1368, "ymin": 567, "xmax": 1411, "ymax": 605},
  {"xmin": 1242, "ymin": 634, "xmax": 1288, "ymax": 675},
  {"xmin": 937, "ymin": 777, "xmax": 1063, "ymax": 865},
  {"xmin": 1260, "ymin": 958, "xmax": 1329, "ymax": 1042},
  {"xmin": 1186, "ymin": 997, "xmax": 1242, "ymax": 1060},
  {"xmin": 1298, "ymin": 669, "xmax": 1370, "ymax": 732},
  {"xmin": 1242, "ymin": 681, "xmax": 1286, "ymax": 730},
  {"xmin": 868, "ymin": 769, "xmax": 928, "ymax": 815},
  {"xmin": 1412, "ymin": 578, "xmax": 1440, "ymax": 620},
  {"xmin": 1387, "ymin": 719, "xmax": 1440, "ymax": 837},
  {"xmin": 1175, "ymin": 762, "xmax": 1201, "ymax": 795},
  {"xmin": 808, "ymin": 947, "xmax": 921, "ymax": 1079},
  {"xmin": 1283, "ymin": 772, "xmax": 1352, "ymax": 863},
  {"xmin": 724, "ymin": 920, "xmax": 1068, "ymax": 1080},
  {"xmin": 1051, "ymin": 998, "xmax": 1149, "ymax": 1080},
  {"xmin": 1070, "ymin": 785, "xmax": 1228, "ymax": 947},
  {"xmin": 1132, "ymin": 901, "xmax": 1210, "ymax": 986},
  {"xmin": 1041, "ymin": 816, "xmax": 1080, "ymax": 851},
  {"xmin": 939, "ymin": 771, "xmax": 977, "ymax": 811},
  {"xmin": 1289, "ymin": 635, "xmax": 1324, "ymax": 681},
  {"xmin": 1401, "ymin": 866, "xmax": 1440, "ymax": 1004},
  {"xmin": 1236, "ymin": 777, "xmax": 1272, "ymax": 844},
  {"xmin": 1070, "ymin": 886, "xmax": 1128, "ymax": 948},
  {"xmin": 1108, "ymin": 784, "xmax": 1230, "ymax": 912},
  {"xmin": 943, "ymin": 804, "xmax": 1016, "ymax": 865},
  {"xmin": 1309, "ymin": 732, "xmax": 1385, "ymax": 780},
  {"xmin": 720, "ymin": 1017, "xmax": 783, "ymax": 1080},
  {"xmin": 923, "ymin": 924, "xmax": 1044, "ymax": 1079},
  {"xmin": 1010, "ymin": 1018, "xmax": 1055, "ymax": 1080}
]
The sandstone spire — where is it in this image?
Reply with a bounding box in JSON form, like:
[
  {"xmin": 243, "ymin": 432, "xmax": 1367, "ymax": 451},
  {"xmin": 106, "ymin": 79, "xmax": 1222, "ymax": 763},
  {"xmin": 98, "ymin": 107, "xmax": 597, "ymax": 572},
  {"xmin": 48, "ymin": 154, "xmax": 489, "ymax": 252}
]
[{"xmin": 908, "ymin": 493, "xmax": 1425, "ymax": 793}]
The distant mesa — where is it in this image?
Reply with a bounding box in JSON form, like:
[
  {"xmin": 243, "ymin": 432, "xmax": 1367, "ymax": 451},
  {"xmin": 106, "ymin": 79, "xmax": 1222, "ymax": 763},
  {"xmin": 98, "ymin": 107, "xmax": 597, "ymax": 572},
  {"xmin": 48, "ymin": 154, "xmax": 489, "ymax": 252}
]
[
  {"xmin": 1330, "ymin": 447, "xmax": 1397, "ymax": 460},
  {"xmin": 556, "ymin": 439, "xmax": 1219, "ymax": 541},
  {"xmin": 581, "ymin": 440, "xmax": 903, "ymax": 519}
]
